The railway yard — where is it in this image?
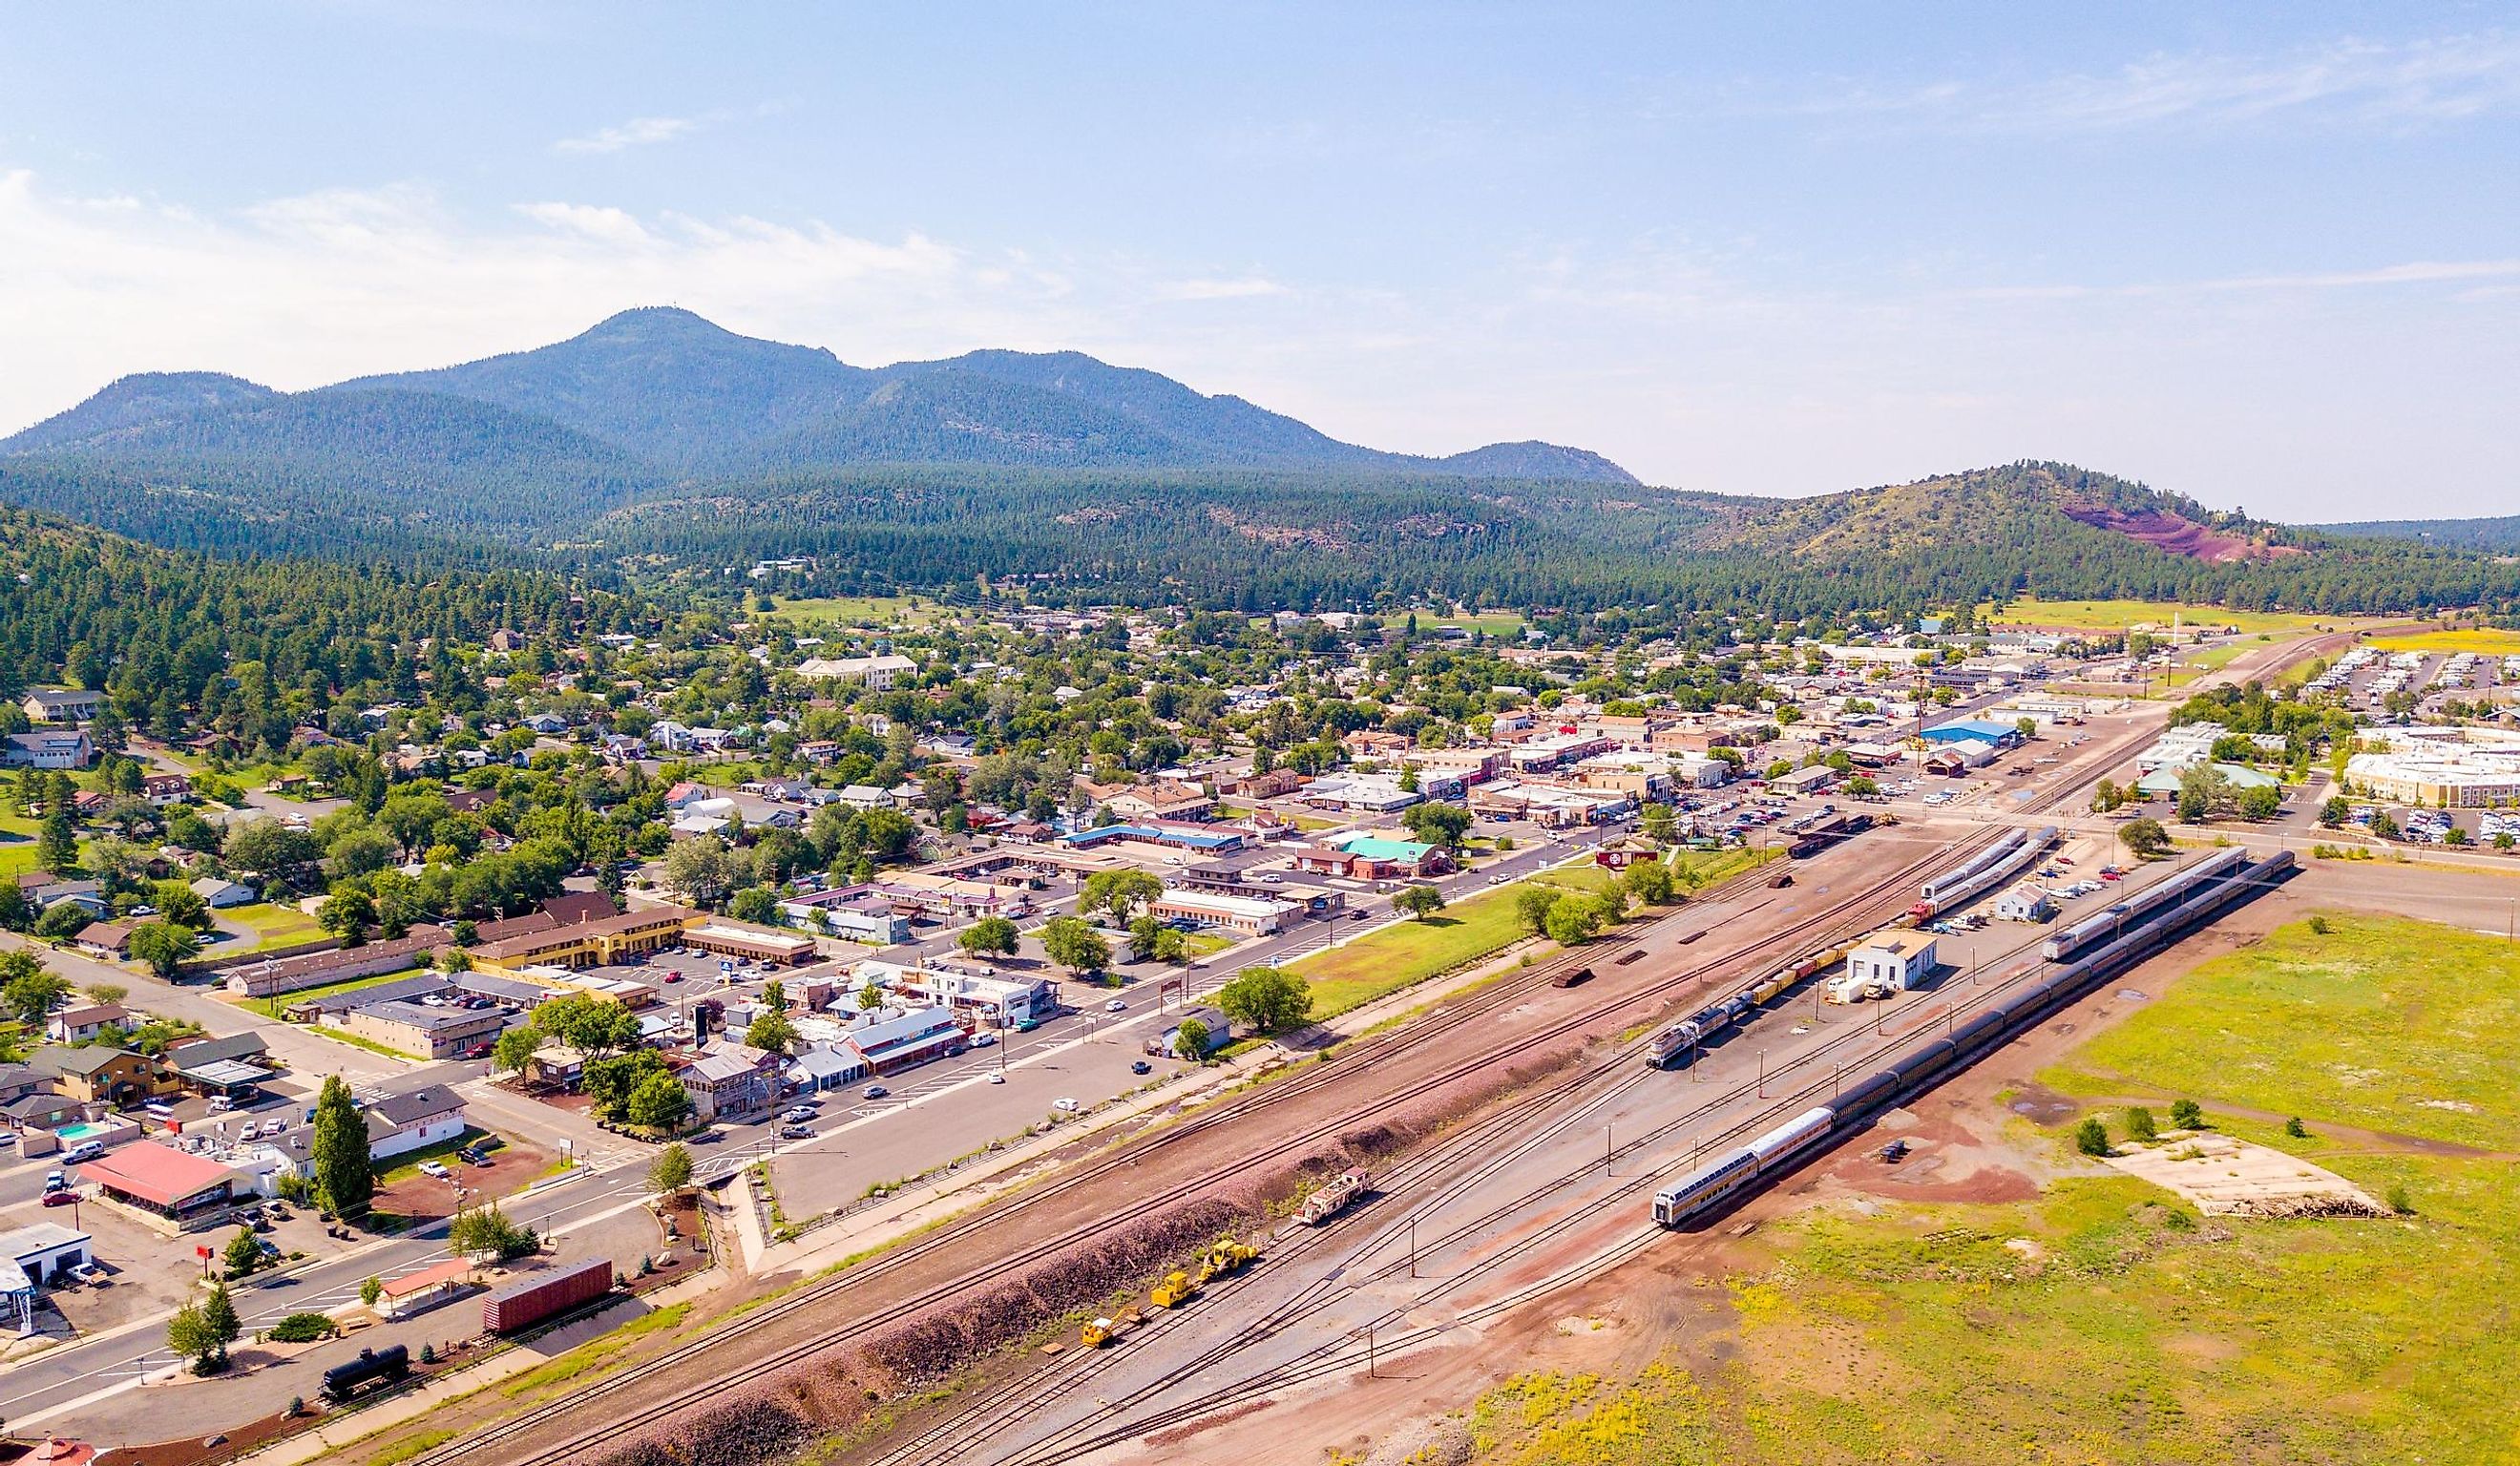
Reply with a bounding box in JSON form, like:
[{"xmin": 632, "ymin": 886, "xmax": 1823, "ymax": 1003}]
[{"xmin": 338, "ymin": 710, "xmax": 2345, "ymax": 1466}]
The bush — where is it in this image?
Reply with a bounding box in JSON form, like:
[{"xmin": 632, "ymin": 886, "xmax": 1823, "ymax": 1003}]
[
  {"xmin": 2308, "ymin": 914, "xmax": 2332, "ymax": 935},
  {"xmin": 2125, "ymin": 1106, "xmax": 2158, "ymax": 1142},
  {"xmin": 2387, "ymin": 1182, "xmax": 2415, "ymax": 1216},
  {"xmin": 2284, "ymin": 1116, "xmax": 2310, "ymax": 1140},
  {"xmin": 2169, "ymin": 1098, "xmax": 2203, "ymax": 1130},
  {"xmin": 2073, "ymin": 1117, "xmax": 2111, "ymax": 1157},
  {"xmin": 268, "ymin": 1311, "xmax": 338, "ymax": 1343}
]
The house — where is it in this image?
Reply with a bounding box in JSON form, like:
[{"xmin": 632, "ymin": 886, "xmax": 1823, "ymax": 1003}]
[
  {"xmin": 1291, "ymin": 834, "xmax": 1453, "ymax": 881},
  {"xmin": 46, "ymin": 1004, "xmax": 128, "ymax": 1044},
  {"xmin": 1217, "ymin": 766, "xmax": 1302, "ymax": 800},
  {"xmin": 794, "ymin": 653, "xmax": 918, "ymax": 690},
  {"xmin": 4, "ymin": 1092, "xmax": 88, "ymax": 1136},
  {"xmin": 32, "ymin": 1045, "xmax": 177, "ymax": 1106},
  {"xmin": 678, "ymin": 1044, "xmax": 780, "ymax": 1121},
  {"xmin": 1846, "ymin": 931, "xmax": 1938, "ymax": 993},
  {"xmin": 0, "ymin": 1064, "xmax": 44, "ymax": 1106},
  {"xmin": 1144, "ymin": 1005, "xmax": 1234, "ymax": 1058},
  {"xmin": 1994, "ymin": 887, "xmax": 2057, "ymax": 923},
  {"xmin": 837, "ymin": 784, "xmax": 894, "ymax": 810},
  {"xmin": 785, "ymin": 1044, "xmax": 872, "ymax": 1093},
  {"xmin": 521, "ymin": 712, "xmax": 571, "ymax": 736},
  {"xmin": 140, "ymin": 771, "xmax": 193, "ymax": 806},
  {"xmin": 189, "ymin": 876, "xmax": 259, "ymax": 909},
  {"xmin": 1, "ymin": 731, "xmax": 94, "ymax": 770},
  {"xmin": 20, "ymin": 689, "xmax": 101, "ymax": 724},
  {"xmin": 442, "ymin": 786, "xmax": 496, "ymax": 815},
  {"xmin": 76, "ymin": 1141, "xmax": 247, "ymax": 1227},
  {"xmin": 15, "ymin": 875, "xmax": 106, "ymax": 917},
  {"xmin": 72, "ymin": 923, "xmax": 135, "ymax": 960},
  {"xmin": 366, "ymin": 1084, "xmax": 469, "ymax": 1160}
]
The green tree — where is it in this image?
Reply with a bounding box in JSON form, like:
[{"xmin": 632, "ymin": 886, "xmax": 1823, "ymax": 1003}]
[
  {"xmin": 449, "ymin": 1202, "xmax": 537, "ymax": 1260},
  {"xmin": 1080, "ymin": 869, "xmax": 1165, "ymax": 925},
  {"xmin": 223, "ymin": 1225, "xmax": 263, "ymax": 1279},
  {"xmin": 1544, "ymin": 894, "xmax": 1603, "ymax": 946},
  {"xmin": 317, "ymin": 886, "xmax": 375, "ymax": 945},
  {"xmin": 1150, "ymin": 927, "xmax": 1188, "ymax": 963},
  {"xmin": 956, "ymin": 914, "xmax": 1020, "ymax": 959},
  {"xmin": 2236, "ymin": 785, "xmax": 2282, "ymax": 821},
  {"xmin": 1215, "ymin": 965, "xmax": 1313, "ymax": 1035},
  {"xmin": 2318, "ymin": 795, "xmax": 2350, "ymax": 828},
  {"xmin": 745, "ymin": 979, "xmax": 798, "ymax": 1054},
  {"xmin": 1, "ymin": 956, "xmax": 70, "ymax": 1027},
  {"xmin": 2169, "ymin": 1099, "xmax": 2203, "ymax": 1130},
  {"xmin": 2073, "ymin": 1117, "xmax": 2111, "ymax": 1157},
  {"xmin": 1513, "ymin": 885, "xmax": 1559, "ymax": 937},
  {"xmin": 154, "ymin": 880, "xmax": 211, "ymax": 932},
  {"xmin": 647, "ymin": 1141, "xmax": 695, "ymax": 1195},
  {"xmin": 35, "ymin": 813, "xmax": 77, "ymax": 874},
  {"xmin": 359, "ymin": 1275, "xmax": 384, "ymax": 1309},
  {"xmin": 1040, "ymin": 915, "xmax": 1111, "ymax": 976},
  {"xmin": 2284, "ymin": 1116, "xmax": 2309, "ymax": 1139},
  {"xmin": 662, "ymin": 836, "xmax": 747, "ymax": 910},
  {"xmin": 2125, "ymin": 1105, "xmax": 2158, "ymax": 1142},
  {"xmin": 311, "ymin": 1074, "xmax": 375, "ymax": 1218},
  {"xmin": 1392, "ymin": 883, "xmax": 1446, "ymax": 920},
  {"xmin": 1622, "ymin": 860, "xmax": 1675, "ymax": 906},
  {"xmin": 625, "ymin": 1072, "xmax": 693, "ymax": 1131},
  {"xmin": 1171, "ymin": 1017, "xmax": 1210, "ymax": 1060},
  {"xmin": 127, "ymin": 921, "xmax": 200, "ymax": 980},
  {"xmin": 2118, "ymin": 817, "xmax": 2171, "ymax": 859},
  {"xmin": 492, "ymin": 1024, "xmax": 540, "ymax": 1080},
  {"xmin": 727, "ymin": 887, "xmax": 781, "ymax": 925},
  {"xmin": 1639, "ymin": 803, "xmax": 1677, "ymax": 843},
  {"xmin": 582, "ymin": 1049, "xmax": 669, "ymax": 1119},
  {"xmin": 1399, "ymin": 801, "xmax": 1473, "ymax": 850}
]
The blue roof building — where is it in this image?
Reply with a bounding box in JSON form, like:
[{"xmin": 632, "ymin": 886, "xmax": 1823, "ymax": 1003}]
[{"xmin": 1920, "ymin": 719, "xmax": 2022, "ymax": 746}]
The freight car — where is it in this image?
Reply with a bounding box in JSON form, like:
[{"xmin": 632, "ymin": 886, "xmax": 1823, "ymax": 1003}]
[
  {"xmin": 1550, "ymin": 966, "xmax": 1597, "ymax": 989},
  {"xmin": 1787, "ymin": 811, "xmax": 1873, "ymax": 859},
  {"xmin": 321, "ymin": 1344, "xmax": 410, "ymax": 1403},
  {"xmin": 1297, "ymin": 1168, "xmax": 1368, "ymax": 1225},
  {"xmin": 481, "ymin": 1257, "xmax": 616, "ymax": 1336},
  {"xmin": 1653, "ymin": 850, "xmax": 2290, "ymax": 1230},
  {"xmin": 1645, "ymin": 940, "xmax": 1851, "ymax": 1068}
]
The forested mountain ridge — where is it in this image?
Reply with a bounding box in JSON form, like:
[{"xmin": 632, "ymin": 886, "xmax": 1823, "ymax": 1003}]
[
  {"xmin": 3, "ymin": 305, "xmax": 1637, "ymax": 484},
  {"xmin": 2320, "ymin": 514, "xmax": 2520, "ymax": 553}
]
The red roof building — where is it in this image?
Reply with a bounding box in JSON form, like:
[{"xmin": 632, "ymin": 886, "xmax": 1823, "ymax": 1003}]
[{"xmin": 76, "ymin": 1141, "xmax": 243, "ymax": 1225}]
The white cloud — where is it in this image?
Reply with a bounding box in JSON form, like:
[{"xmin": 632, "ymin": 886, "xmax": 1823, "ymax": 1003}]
[
  {"xmin": 1155, "ymin": 276, "xmax": 1292, "ymax": 302},
  {"xmin": 1787, "ymin": 32, "xmax": 2520, "ymax": 135},
  {"xmin": 555, "ymin": 115, "xmax": 699, "ymax": 155}
]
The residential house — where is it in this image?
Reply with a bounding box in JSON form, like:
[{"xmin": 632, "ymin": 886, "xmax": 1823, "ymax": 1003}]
[
  {"xmin": 188, "ymin": 876, "xmax": 258, "ymax": 909},
  {"xmin": 794, "ymin": 653, "xmax": 918, "ymax": 690},
  {"xmin": 46, "ymin": 1004, "xmax": 127, "ymax": 1044},
  {"xmin": 14, "ymin": 875, "xmax": 105, "ymax": 918},
  {"xmin": 32, "ymin": 1045, "xmax": 177, "ymax": 1106},
  {"xmin": 366, "ymin": 1084, "xmax": 470, "ymax": 1160},
  {"xmin": 139, "ymin": 771, "xmax": 193, "ymax": 806},
  {"xmin": 72, "ymin": 922, "xmax": 135, "ymax": 960},
  {"xmin": 20, "ymin": 689, "xmax": 101, "ymax": 724},
  {"xmin": 1, "ymin": 730, "xmax": 94, "ymax": 770}
]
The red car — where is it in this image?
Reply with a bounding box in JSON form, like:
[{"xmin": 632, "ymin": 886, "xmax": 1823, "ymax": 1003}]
[{"xmin": 42, "ymin": 1190, "xmax": 79, "ymax": 1207}]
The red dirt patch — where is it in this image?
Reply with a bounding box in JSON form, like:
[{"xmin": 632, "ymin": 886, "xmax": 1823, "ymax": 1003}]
[{"xmin": 2062, "ymin": 505, "xmax": 2304, "ymax": 564}]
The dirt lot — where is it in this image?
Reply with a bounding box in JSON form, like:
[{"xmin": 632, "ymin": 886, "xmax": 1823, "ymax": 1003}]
[{"xmin": 371, "ymin": 1135, "xmax": 552, "ymax": 1224}]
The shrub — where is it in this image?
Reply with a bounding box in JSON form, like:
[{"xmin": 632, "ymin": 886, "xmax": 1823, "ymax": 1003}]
[
  {"xmin": 2284, "ymin": 1116, "xmax": 2310, "ymax": 1139},
  {"xmin": 2126, "ymin": 1106, "xmax": 2158, "ymax": 1142},
  {"xmin": 2169, "ymin": 1098, "xmax": 2203, "ymax": 1130},
  {"xmin": 2073, "ymin": 1117, "xmax": 2111, "ymax": 1156},
  {"xmin": 2308, "ymin": 914, "xmax": 2332, "ymax": 935},
  {"xmin": 2387, "ymin": 1182, "xmax": 2415, "ymax": 1216},
  {"xmin": 268, "ymin": 1312, "xmax": 337, "ymax": 1343}
]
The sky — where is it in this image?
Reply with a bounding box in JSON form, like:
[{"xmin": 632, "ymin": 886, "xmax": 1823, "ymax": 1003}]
[{"xmin": 3, "ymin": 3, "xmax": 2516, "ymax": 519}]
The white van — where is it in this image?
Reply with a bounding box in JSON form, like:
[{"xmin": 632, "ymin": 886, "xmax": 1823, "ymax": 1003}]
[{"xmin": 62, "ymin": 1141, "xmax": 105, "ymax": 1164}]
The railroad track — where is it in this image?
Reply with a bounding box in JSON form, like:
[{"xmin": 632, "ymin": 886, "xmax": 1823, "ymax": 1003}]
[
  {"xmin": 850, "ymin": 841, "xmax": 1986, "ymax": 1466},
  {"xmin": 439, "ymin": 831, "xmax": 1977, "ymax": 1466}
]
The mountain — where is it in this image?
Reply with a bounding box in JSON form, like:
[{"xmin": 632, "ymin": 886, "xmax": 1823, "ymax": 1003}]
[
  {"xmin": 4, "ymin": 371, "xmax": 279, "ymax": 452},
  {"xmin": 2320, "ymin": 514, "xmax": 2520, "ymax": 553},
  {"xmin": 337, "ymin": 306, "xmax": 870, "ymax": 470},
  {"xmin": 3, "ymin": 306, "xmax": 1633, "ymax": 489}
]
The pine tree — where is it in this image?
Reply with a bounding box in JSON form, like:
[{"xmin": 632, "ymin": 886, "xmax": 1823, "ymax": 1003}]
[{"xmin": 311, "ymin": 1074, "xmax": 374, "ymax": 1218}]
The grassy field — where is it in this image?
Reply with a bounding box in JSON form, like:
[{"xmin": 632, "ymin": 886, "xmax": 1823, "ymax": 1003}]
[
  {"xmin": 2367, "ymin": 626, "xmax": 2520, "ymax": 656},
  {"xmin": 1670, "ymin": 843, "xmax": 1778, "ymax": 890},
  {"xmin": 1293, "ymin": 880, "xmax": 1537, "ymax": 1018},
  {"xmin": 1979, "ymin": 597, "xmax": 2370, "ymax": 637},
  {"xmin": 1434, "ymin": 610, "xmax": 1529, "ymax": 638},
  {"xmin": 0, "ymin": 812, "xmax": 38, "ymax": 879},
  {"xmin": 218, "ymin": 901, "xmax": 325, "ymax": 953},
  {"xmin": 2039, "ymin": 912, "xmax": 2520, "ymax": 1151},
  {"xmin": 1466, "ymin": 911, "xmax": 2520, "ymax": 1465},
  {"xmin": 766, "ymin": 594, "xmax": 938, "ymax": 626},
  {"xmin": 227, "ymin": 966, "xmax": 424, "ymax": 1020}
]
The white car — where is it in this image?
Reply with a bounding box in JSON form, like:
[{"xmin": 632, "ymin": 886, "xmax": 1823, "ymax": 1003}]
[
  {"xmin": 971, "ymin": 1032, "xmax": 997, "ymax": 1047},
  {"xmin": 1051, "ymin": 1097, "xmax": 1081, "ymax": 1112},
  {"xmin": 418, "ymin": 1161, "xmax": 452, "ymax": 1180},
  {"xmin": 1103, "ymin": 998, "xmax": 1126, "ymax": 1013},
  {"xmin": 987, "ymin": 1072, "xmax": 1006, "ymax": 1084}
]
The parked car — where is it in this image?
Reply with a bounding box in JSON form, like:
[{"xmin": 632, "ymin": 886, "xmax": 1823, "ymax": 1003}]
[
  {"xmin": 779, "ymin": 1123, "xmax": 814, "ymax": 1140},
  {"xmin": 986, "ymin": 1072, "xmax": 1006, "ymax": 1084},
  {"xmin": 784, "ymin": 1104, "xmax": 817, "ymax": 1122},
  {"xmin": 68, "ymin": 1262, "xmax": 105, "ymax": 1285},
  {"xmin": 862, "ymin": 1084, "xmax": 891, "ymax": 1100},
  {"xmin": 1051, "ymin": 1097, "xmax": 1081, "ymax": 1113},
  {"xmin": 61, "ymin": 1141, "xmax": 103, "ymax": 1164},
  {"xmin": 41, "ymin": 1190, "xmax": 79, "ymax": 1208},
  {"xmin": 1130, "ymin": 1060, "xmax": 1152, "ymax": 1075},
  {"xmin": 971, "ymin": 1033, "xmax": 997, "ymax": 1047},
  {"xmin": 418, "ymin": 1161, "xmax": 452, "ymax": 1180}
]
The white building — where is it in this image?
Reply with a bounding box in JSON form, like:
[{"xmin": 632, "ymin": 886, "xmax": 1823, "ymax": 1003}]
[
  {"xmin": 1994, "ymin": 887, "xmax": 2056, "ymax": 923},
  {"xmin": 1846, "ymin": 931, "xmax": 1937, "ymax": 992},
  {"xmin": 1146, "ymin": 888, "xmax": 1295, "ymax": 936},
  {"xmin": 797, "ymin": 653, "xmax": 919, "ymax": 690}
]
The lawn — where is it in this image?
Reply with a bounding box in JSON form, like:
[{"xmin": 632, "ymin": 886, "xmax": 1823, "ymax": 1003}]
[
  {"xmin": 377, "ymin": 1125, "xmax": 496, "ymax": 1184},
  {"xmin": 2038, "ymin": 912, "xmax": 2520, "ymax": 1152},
  {"xmin": 0, "ymin": 812, "xmax": 38, "ymax": 879},
  {"xmin": 1669, "ymin": 843, "xmax": 1778, "ymax": 891},
  {"xmin": 218, "ymin": 901, "xmax": 325, "ymax": 953},
  {"xmin": 1978, "ymin": 597, "xmax": 2372, "ymax": 637},
  {"xmin": 1292, "ymin": 880, "xmax": 1538, "ymax": 1018},
  {"xmin": 1433, "ymin": 610, "xmax": 1529, "ymax": 638},
  {"xmin": 2367, "ymin": 626, "xmax": 2520, "ymax": 656},
  {"xmin": 766, "ymin": 594, "xmax": 938, "ymax": 626},
  {"xmin": 1466, "ymin": 910, "xmax": 2520, "ymax": 1466}
]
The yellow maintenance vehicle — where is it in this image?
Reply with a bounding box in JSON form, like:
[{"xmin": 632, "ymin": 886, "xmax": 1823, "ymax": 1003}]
[
  {"xmin": 1197, "ymin": 1239, "xmax": 1259, "ymax": 1283},
  {"xmin": 1081, "ymin": 1306, "xmax": 1142, "ymax": 1348},
  {"xmin": 1149, "ymin": 1268, "xmax": 1201, "ymax": 1309}
]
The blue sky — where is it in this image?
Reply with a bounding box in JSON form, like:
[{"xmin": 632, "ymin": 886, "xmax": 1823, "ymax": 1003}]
[{"xmin": 4, "ymin": 3, "xmax": 2515, "ymax": 517}]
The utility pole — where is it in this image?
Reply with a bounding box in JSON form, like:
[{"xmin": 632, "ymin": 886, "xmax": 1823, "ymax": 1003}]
[
  {"xmin": 1605, "ymin": 1123, "xmax": 1613, "ymax": 1176},
  {"xmin": 1408, "ymin": 1219, "xmax": 1417, "ymax": 1278},
  {"xmin": 1756, "ymin": 1049, "xmax": 1766, "ymax": 1098},
  {"xmin": 1365, "ymin": 1322, "xmax": 1377, "ymax": 1378}
]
